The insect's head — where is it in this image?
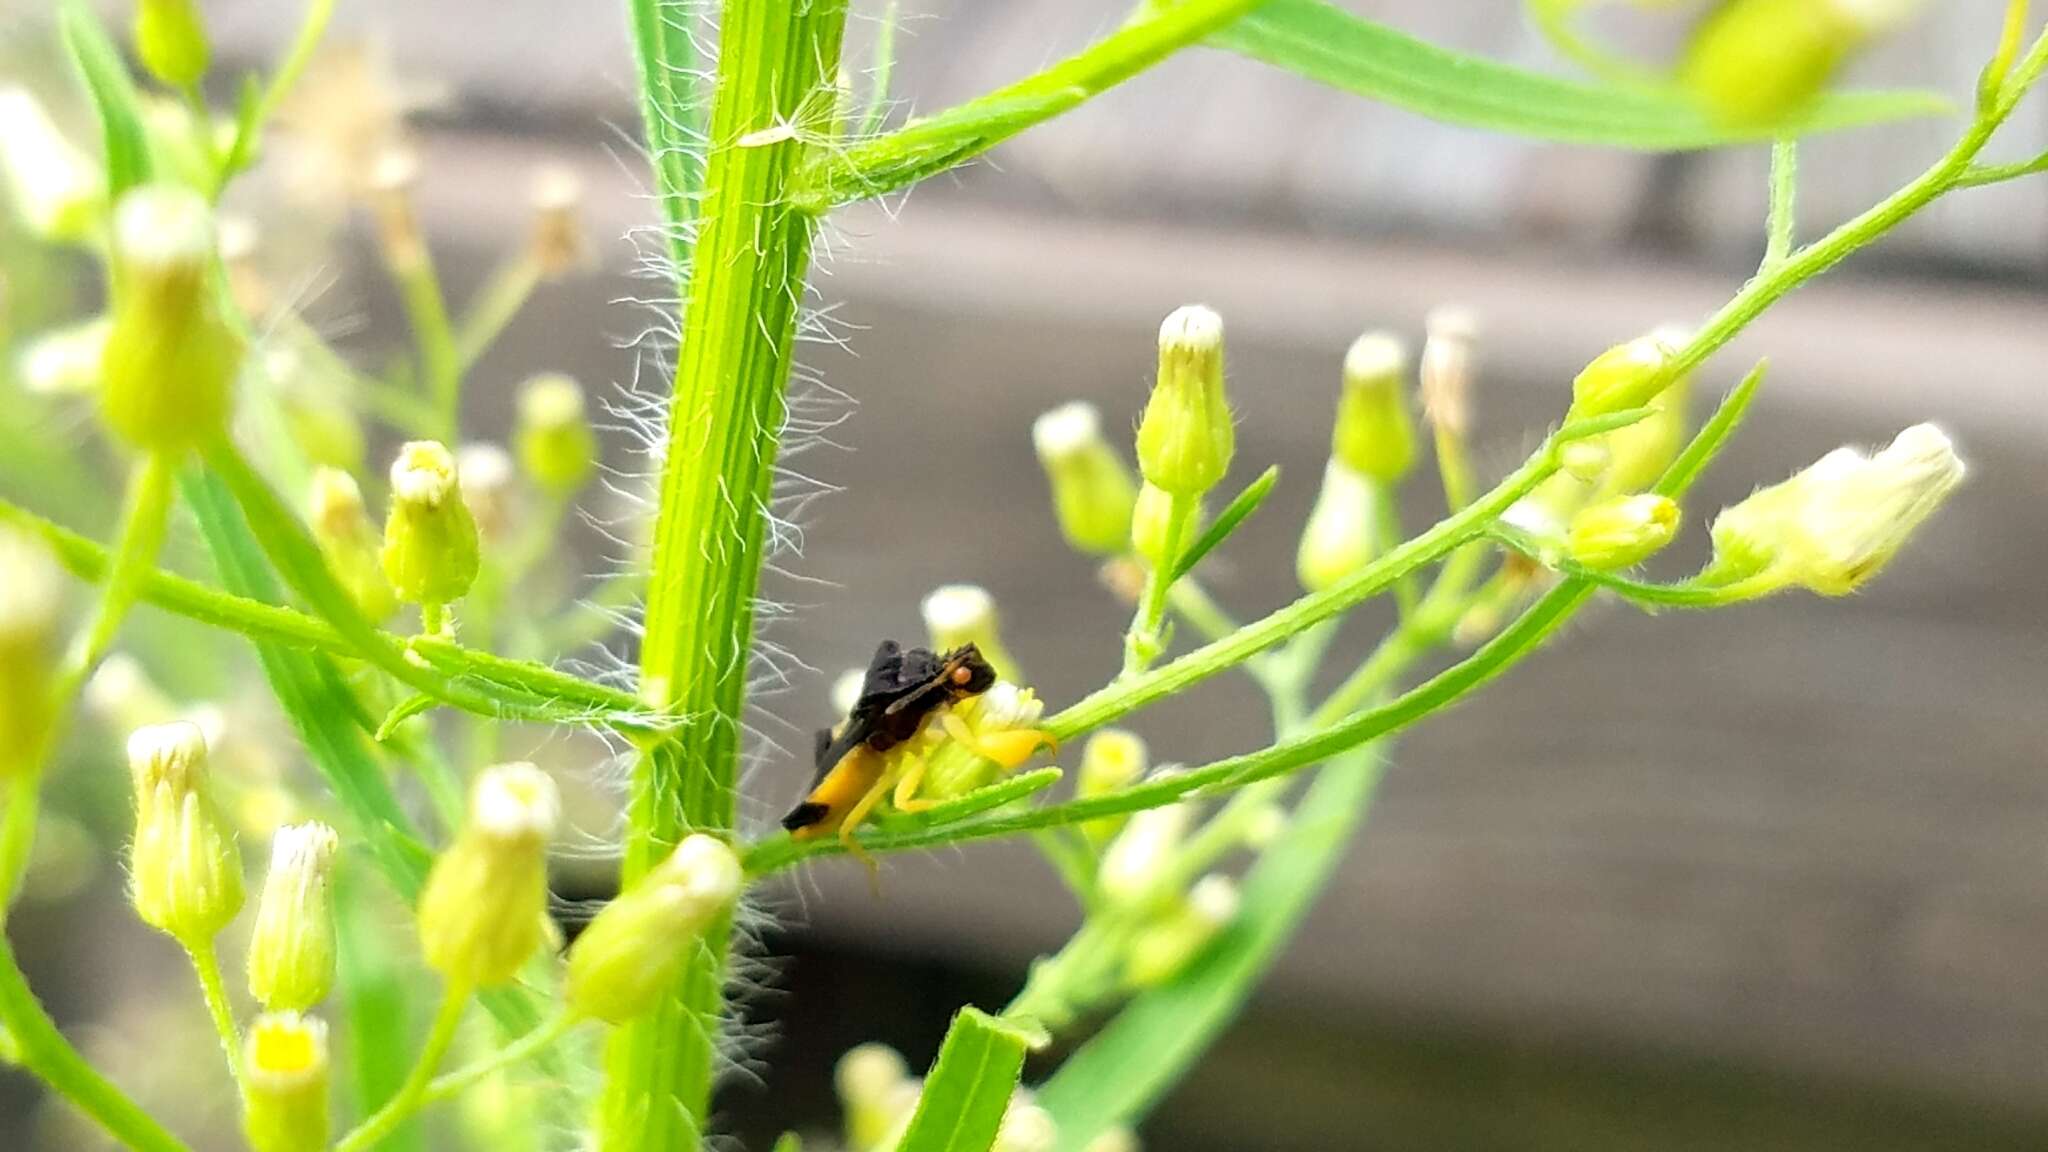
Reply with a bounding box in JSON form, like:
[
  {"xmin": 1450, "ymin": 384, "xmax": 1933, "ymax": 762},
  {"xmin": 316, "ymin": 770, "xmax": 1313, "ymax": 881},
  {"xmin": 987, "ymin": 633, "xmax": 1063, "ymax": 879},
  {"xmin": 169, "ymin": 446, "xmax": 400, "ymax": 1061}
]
[{"xmin": 938, "ymin": 644, "xmax": 999, "ymax": 699}]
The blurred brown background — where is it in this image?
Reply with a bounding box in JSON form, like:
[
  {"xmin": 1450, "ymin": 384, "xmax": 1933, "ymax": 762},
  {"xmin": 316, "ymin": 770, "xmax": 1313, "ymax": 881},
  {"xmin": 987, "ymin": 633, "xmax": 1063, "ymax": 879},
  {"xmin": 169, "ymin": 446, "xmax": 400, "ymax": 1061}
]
[{"xmin": 8, "ymin": 1, "xmax": 2048, "ymax": 1148}]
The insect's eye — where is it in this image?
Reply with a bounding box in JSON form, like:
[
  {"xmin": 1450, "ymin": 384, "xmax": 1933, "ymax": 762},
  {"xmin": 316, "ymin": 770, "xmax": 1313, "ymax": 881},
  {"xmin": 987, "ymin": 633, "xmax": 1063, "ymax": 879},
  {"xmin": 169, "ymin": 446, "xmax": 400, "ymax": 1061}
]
[{"xmin": 951, "ymin": 666, "xmax": 972, "ymax": 685}]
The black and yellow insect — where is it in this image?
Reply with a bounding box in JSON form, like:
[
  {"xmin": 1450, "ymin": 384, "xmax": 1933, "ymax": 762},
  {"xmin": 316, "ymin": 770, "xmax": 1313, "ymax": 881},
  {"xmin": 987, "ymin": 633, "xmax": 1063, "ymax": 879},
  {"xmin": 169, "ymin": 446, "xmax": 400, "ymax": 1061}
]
[{"xmin": 782, "ymin": 640, "xmax": 1048, "ymax": 854}]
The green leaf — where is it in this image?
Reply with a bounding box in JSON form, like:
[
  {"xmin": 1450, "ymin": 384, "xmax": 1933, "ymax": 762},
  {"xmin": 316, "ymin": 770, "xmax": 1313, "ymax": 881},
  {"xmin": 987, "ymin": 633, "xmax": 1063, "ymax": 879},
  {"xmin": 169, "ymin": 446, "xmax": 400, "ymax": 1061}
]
[
  {"xmin": 771, "ymin": 1135, "xmax": 803, "ymax": 1152},
  {"xmin": 1170, "ymin": 465, "xmax": 1278, "ymax": 584},
  {"xmin": 62, "ymin": 0, "xmax": 154, "ymax": 194},
  {"xmin": 1037, "ymin": 750, "xmax": 1382, "ymax": 1149},
  {"xmin": 897, "ymin": 1007, "xmax": 1041, "ymax": 1152},
  {"xmin": 1214, "ymin": 0, "xmax": 1949, "ymax": 150}
]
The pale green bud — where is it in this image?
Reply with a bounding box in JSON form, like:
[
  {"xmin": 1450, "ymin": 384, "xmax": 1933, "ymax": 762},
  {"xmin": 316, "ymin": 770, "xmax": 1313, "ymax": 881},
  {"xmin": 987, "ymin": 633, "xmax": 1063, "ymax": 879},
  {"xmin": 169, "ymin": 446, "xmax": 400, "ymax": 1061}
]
[
  {"xmin": 380, "ymin": 441, "xmax": 481, "ymax": 608},
  {"xmin": 128, "ymin": 722, "xmax": 244, "ymax": 947},
  {"xmin": 242, "ymin": 1012, "xmax": 329, "ymax": 1152},
  {"xmin": 515, "ymin": 374, "xmax": 598, "ymax": 495},
  {"xmin": 1098, "ymin": 802, "xmax": 1191, "ymax": 909},
  {"xmin": 418, "ymin": 763, "xmax": 559, "ymax": 987},
  {"xmin": 277, "ymin": 388, "xmax": 366, "ymax": 475},
  {"xmin": 0, "ymin": 525, "xmax": 63, "ymax": 774},
  {"xmin": 565, "ymin": 834, "xmax": 740, "ymax": 1023},
  {"xmin": 1296, "ymin": 459, "xmax": 1380, "ymax": 593},
  {"xmin": 1419, "ymin": 307, "xmax": 1477, "ymax": 436},
  {"xmin": 994, "ymin": 1102, "xmax": 1058, "ymax": 1152},
  {"xmin": 1129, "ymin": 482, "xmax": 1201, "ymax": 570},
  {"xmin": 0, "ymin": 87, "xmax": 104, "ymax": 243},
  {"xmin": 101, "ymin": 186, "xmax": 242, "ymax": 452},
  {"xmin": 19, "ymin": 317, "xmax": 110, "ymax": 396},
  {"xmin": 247, "ymin": 822, "xmax": 339, "ymax": 1013},
  {"xmin": 1595, "ymin": 334, "xmax": 1691, "ymax": 500},
  {"xmin": 919, "ymin": 682, "xmax": 1048, "ymax": 800},
  {"xmin": 921, "ymin": 584, "xmax": 1022, "ymax": 683},
  {"xmin": 1568, "ymin": 330, "xmax": 1683, "ymax": 422},
  {"xmin": 1076, "ymin": 729, "xmax": 1147, "ymax": 849},
  {"xmin": 309, "ymin": 469, "xmax": 397, "ymax": 623},
  {"xmin": 835, "ymin": 1043, "xmax": 912, "ymax": 1152},
  {"xmin": 1332, "ymin": 332, "xmax": 1415, "ymax": 482},
  {"xmin": 1680, "ymin": 0, "xmax": 1920, "ymax": 126},
  {"xmin": 135, "ymin": 0, "xmax": 210, "ymax": 89},
  {"xmin": 1709, "ymin": 423, "xmax": 1963, "ymax": 595},
  {"xmin": 1123, "ymin": 874, "xmax": 1238, "ymax": 989},
  {"xmin": 1083, "ymin": 1129, "xmax": 1142, "ymax": 1152},
  {"xmin": 1135, "ymin": 306, "xmax": 1232, "ymax": 496},
  {"xmin": 1032, "ymin": 401, "xmax": 1138, "ymax": 556},
  {"xmin": 456, "ymin": 443, "xmax": 518, "ymax": 543},
  {"xmin": 1566, "ymin": 494, "xmax": 1680, "ymax": 571}
]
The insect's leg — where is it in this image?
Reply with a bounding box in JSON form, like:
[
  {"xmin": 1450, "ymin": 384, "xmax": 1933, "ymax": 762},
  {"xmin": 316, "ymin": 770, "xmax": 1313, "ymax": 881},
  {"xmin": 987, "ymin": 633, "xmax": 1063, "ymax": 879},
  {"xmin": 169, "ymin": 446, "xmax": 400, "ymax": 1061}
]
[
  {"xmin": 891, "ymin": 749, "xmax": 938, "ymax": 813},
  {"xmin": 837, "ymin": 772, "xmax": 892, "ymax": 879},
  {"xmin": 940, "ymin": 712, "xmax": 1057, "ymax": 771}
]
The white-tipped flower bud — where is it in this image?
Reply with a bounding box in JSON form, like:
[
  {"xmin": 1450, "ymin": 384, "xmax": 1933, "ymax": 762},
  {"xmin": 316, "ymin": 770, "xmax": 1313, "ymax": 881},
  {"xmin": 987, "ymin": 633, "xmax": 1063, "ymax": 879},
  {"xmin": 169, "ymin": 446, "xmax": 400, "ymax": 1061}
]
[
  {"xmin": 1419, "ymin": 307, "xmax": 1477, "ymax": 436},
  {"xmin": 1333, "ymin": 332, "xmax": 1415, "ymax": 482},
  {"xmin": 134, "ymin": 0, "xmax": 210, "ymax": 89},
  {"xmin": 128, "ymin": 722, "xmax": 244, "ymax": 947},
  {"xmin": 1296, "ymin": 459, "xmax": 1381, "ymax": 593},
  {"xmin": 528, "ymin": 165, "xmax": 587, "ymax": 279},
  {"xmin": 1709, "ymin": 422, "xmax": 1963, "ymax": 596},
  {"xmin": 1098, "ymin": 802, "xmax": 1192, "ymax": 909},
  {"xmin": 381, "ymin": 441, "xmax": 481, "ymax": 611},
  {"xmin": 836, "ymin": 1042, "xmax": 912, "ymax": 1152},
  {"xmin": 247, "ymin": 823, "xmax": 339, "ymax": 1013},
  {"xmin": 921, "ymin": 584, "xmax": 1022, "ymax": 683},
  {"xmin": 1136, "ymin": 306, "xmax": 1233, "ymax": 496},
  {"xmin": 242, "ymin": 1012, "xmax": 329, "ymax": 1152},
  {"xmin": 0, "ymin": 88, "xmax": 104, "ymax": 243},
  {"xmin": 1681, "ymin": 0, "xmax": 1922, "ymax": 127},
  {"xmin": 995, "ymin": 1102, "xmax": 1058, "ymax": 1152},
  {"xmin": 1124, "ymin": 874, "xmax": 1239, "ymax": 989},
  {"xmin": 515, "ymin": 374, "xmax": 598, "ymax": 496},
  {"xmin": 101, "ymin": 185, "xmax": 241, "ymax": 452},
  {"xmin": 565, "ymin": 834, "xmax": 741, "ymax": 1023},
  {"xmin": 830, "ymin": 667, "xmax": 866, "ymax": 717},
  {"xmin": 456, "ymin": 443, "xmax": 518, "ymax": 543},
  {"xmin": 367, "ymin": 146, "xmax": 426, "ymax": 271},
  {"xmin": 309, "ymin": 469, "xmax": 397, "ymax": 623},
  {"xmin": 0, "ymin": 525, "xmax": 63, "ymax": 772},
  {"xmin": 19, "ymin": 317, "xmax": 110, "ymax": 396},
  {"xmin": 418, "ymin": 763, "xmax": 559, "ymax": 987},
  {"xmin": 1568, "ymin": 330, "xmax": 1683, "ymax": 422},
  {"xmin": 1032, "ymin": 402, "xmax": 1139, "ymax": 556},
  {"xmin": 1566, "ymin": 494, "xmax": 1680, "ymax": 571},
  {"xmin": 1076, "ymin": 729, "xmax": 1147, "ymax": 849}
]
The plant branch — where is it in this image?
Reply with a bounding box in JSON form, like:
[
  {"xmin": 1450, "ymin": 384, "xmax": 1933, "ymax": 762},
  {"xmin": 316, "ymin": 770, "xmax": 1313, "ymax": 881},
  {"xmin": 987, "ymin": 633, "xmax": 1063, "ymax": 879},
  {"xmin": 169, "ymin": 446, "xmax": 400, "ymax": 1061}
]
[{"xmin": 334, "ymin": 984, "xmax": 471, "ymax": 1152}]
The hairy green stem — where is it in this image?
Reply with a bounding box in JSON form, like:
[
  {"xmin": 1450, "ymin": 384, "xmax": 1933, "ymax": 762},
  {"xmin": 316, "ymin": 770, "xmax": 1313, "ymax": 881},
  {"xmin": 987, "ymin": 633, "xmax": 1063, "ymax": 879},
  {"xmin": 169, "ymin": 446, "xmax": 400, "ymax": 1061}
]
[
  {"xmin": 424, "ymin": 1009, "xmax": 582, "ymax": 1105},
  {"xmin": 335, "ymin": 984, "xmax": 471, "ymax": 1152},
  {"xmin": 186, "ymin": 939, "xmax": 247, "ymax": 1097}
]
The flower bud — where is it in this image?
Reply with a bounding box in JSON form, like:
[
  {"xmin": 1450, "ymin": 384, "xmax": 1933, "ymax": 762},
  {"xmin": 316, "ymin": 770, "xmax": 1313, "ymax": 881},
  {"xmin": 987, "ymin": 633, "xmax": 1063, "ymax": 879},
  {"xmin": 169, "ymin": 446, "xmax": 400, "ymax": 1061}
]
[
  {"xmin": 1076, "ymin": 729, "xmax": 1147, "ymax": 849},
  {"xmin": 1596, "ymin": 332, "xmax": 1691, "ymax": 499},
  {"xmin": 830, "ymin": 667, "xmax": 866, "ymax": 716},
  {"xmin": 278, "ymin": 393, "xmax": 366, "ymax": 475},
  {"xmin": 1566, "ymin": 494, "xmax": 1680, "ymax": 571},
  {"xmin": 1709, "ymin": 423, "xmax": 1963, "ymax": 595},
  {"xmin": 1296, "ymin": 459, "xmax": 1380, "ymax": 593},
  {"xmin": 456, "ymin": 443, "xmax": 518, "ymax": 543},
  {"xmin": 1568, "ymin": 330, "xmax": 1681, "ymax": 422},
  {"xmin": 565, "ymin": 834, "xmax": 741, "ymax": 1023},
  {"xmin": 995, "ymin": 1102, "xmax": 1058, "ymax": 1152},
  {"xmin": 381, "ymin": 441, "xmax": 481, "ymax": 610},
  {"xmin": 247, "ymin": 822, "xmax": 339, "ymax": 1013},
  {"xmin": 1419, "ymin": 307, "xmax": 1477, "ymax": 436},
  {"xmin": 0, "ymin": 88, "xmax": 103, "ymax": 243},
  {"xmin": 1130, "ymin": 482, "xmax": 1201, "ymax": 570},
  {"xmin": 1681, "ymin": 0, "xmax": 1921, "ymax": 127},
  {"xmin": 242, "ymin": 1012, "xmax": 329, "ymax": 1152},
  {"xmin": 0, "ymin": 526, "xmax": 63, "ymax": 772},
  {"xmin": 134, "ymin": 0, "xmax": 210, "ymax": 89},
  {"xmin": 1332, "ymin": 332, "xmax": 1415, "ymax": 482},
  {"xmin": 367, "ymin": 147, "xmax": 426, "ymax": 272},
  {"xmin": 128, "ymin": 722, "xmax": 244, "ymax": 947},
  {"xmin": 1098, "ymin": 802, "xmax": 1191, "ymax": 909},
  {"xmin": 528, "ymin": 165, "xmax": 586, "ymax": 279},
  {"xmin": 1135, "ymin": 305, "xmax": 1232, "ymax": 496},
  {"xmin": 100, "ymin": 185, "xmax": 242, "ymax": 452},
  {"xmin": 19, "ymin": 317, "xmax": 109, "ymax": 396},
  {"xmin": 836, "ymin": 1043, "xmax": 911, "ymax": 1152},
  {"xmin": 1083, "ymin": 1129, "xmax": 1141, "ymax": 1152},
  {"xmin": 418, "ymin": 763, "xmax": 559, "ymax": 987},
  {"xmin": 309, "ymin": 469, "xmax": 398, "ymax": 622},
  {"xmin": 515, "ymin": 374, "xmax": 598, "ymax": 496},
  {"xmin": 919, "ymin": 682, "xmax": 1049, "ymax": 800},
  {"xmin": 921, "ymin": 584, "xmax": 1022, "ymax": 683},
  {"xmin": 1123, "ymin": 874, "xmax": 1239, "ymax": 989},
  {"xmin": 1032, "ymin": 402, "xmax": 1138, "ymax": 556}
]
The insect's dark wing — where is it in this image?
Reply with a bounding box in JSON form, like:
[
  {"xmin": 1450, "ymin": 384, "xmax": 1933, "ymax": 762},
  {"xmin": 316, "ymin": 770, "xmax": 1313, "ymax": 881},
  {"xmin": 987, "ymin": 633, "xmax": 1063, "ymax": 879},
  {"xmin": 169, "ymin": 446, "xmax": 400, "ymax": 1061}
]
[{"xmin": 812, "ymin": 726, "xmax": 835, "ymax": 769}]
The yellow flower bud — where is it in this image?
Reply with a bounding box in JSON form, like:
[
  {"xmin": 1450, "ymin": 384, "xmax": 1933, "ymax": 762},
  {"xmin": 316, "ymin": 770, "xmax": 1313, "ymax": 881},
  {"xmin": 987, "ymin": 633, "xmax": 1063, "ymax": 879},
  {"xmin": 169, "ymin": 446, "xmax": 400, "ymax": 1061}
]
[
  {"xmin": 128, "ymin": 722, "xmax": 244, "ymax": 947},
  {"xmin": 1098, "ymin": 803, "xmax": 1191, "ymax": 909},
  {"xmin": 19, "ymin": 317, "xmax": 109, "ymax": 396},
  {"xmin": 1566, "ymin": 494, "xmax": 1680, "ymax": 571},
  {"xmin": 528, "ymin": 166, "xmax": 587, "ymax": 279},
  {"xmin": 1032, "ymin": 401, "xmax": 1138, "ymax": 556},
  {"xmin": 835, "ymin": 1043, "xmax": 912, "ymax": 1152},
  {"xmin": 247, "ymin": 823, "xmax": 339, "ymax": 1013},
  {"xmin": 515, "ymin": 374, "xmax": 598, "ymax": 496},
  {"xmin": 309, "ymin": 469, "xmax": 398, "ymax": 623},
  {"xmin": 0, "ymin": 87, "xmax": 104, "ymax": 243},
  {"xmin": 1123, "ymin": 874, "xmax": 1238, "ymax": 989},
  {"xmin": 100, "ymin": 186, "xmax": 242, "ymax": 452},
  {"xmin": 418, "ymin": 763, "xmax": 559, "ymax": 987},
  {"xmin": 0, "ymin": 525, "xmax": 63, "ymax": 773},
  {"xmin": 1332, "ymin": 332, "xmax": 1415, "ymax": 482},
  {"xmin": 134, "ymin": 0, "xmax": 210, "ymax": 89},
  {"xmin": 1296, "ymin": 459, "xmax": 1380, "ymax": 593},
  {"xmin": 1568, "ymin": 330, "xmax": 1681, "ymax": 422},
  {"xmin": 1076, "ymin": 729, "xmax": 1147, "ymax": 849},
  {"xmin": 564, "ymin": 834, "xmax": 740, "ymax": 1023},
  {"xmin": 380, "ymin": 441, "xmax": 481, "ymax": 610},
  {"xmin": 242, "ymin": 1012, "xmax": 329, "ymax": 1152},
  {"xmin": 918, "ymin": 682, "xmax": 1048, "ymax": 800},
  {"xmin": 456, "ymin": 443, "xmax": 518, "ymax": 543},
  {"xmin": 1135, "ymin": 305, "xmax": 1232, "ymax": 496},
  {"xmin": 1681, "ymin": 0, "xmax": 1920, "ymax": 127},
  {"xmin": 921, "ymin": 584, "xmax": 1022, "ymax": 683}
]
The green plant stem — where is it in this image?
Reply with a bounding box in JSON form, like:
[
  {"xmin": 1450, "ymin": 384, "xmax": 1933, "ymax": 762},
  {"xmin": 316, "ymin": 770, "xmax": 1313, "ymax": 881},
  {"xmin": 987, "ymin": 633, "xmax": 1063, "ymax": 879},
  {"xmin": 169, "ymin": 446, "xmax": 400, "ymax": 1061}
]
[
  {"xmin": 605, "ymin": 2, "xmax": 848, "ymax": 1146},
  {"xmin": 389, "ymin": 252, "xmax": 462, "ymax": 442},
  {"xmin": 455, "ymin": 256, "xmax": 543, "ymax": 372},
  {"xmin": 335, "ymin": 984, "xmax": 471, "ymax": 1152},
  {"xmin": 0, "ymin": 932, "xmax": 193, "ymax": 1152},
  {"xmin": 186, "ymin": 939, "xmax": 246, "ymax": 1097},
  {"xmin": 1123, "ymin": 492, "xmax": 1196, "ymax": 674},
  {"xmin": 1763, "ymin": 137, "xmax": 1798, "ymax": 270},
  {"xmin": 422, "ymin": 1009, "xmax": 581, "ymax": 1105}
]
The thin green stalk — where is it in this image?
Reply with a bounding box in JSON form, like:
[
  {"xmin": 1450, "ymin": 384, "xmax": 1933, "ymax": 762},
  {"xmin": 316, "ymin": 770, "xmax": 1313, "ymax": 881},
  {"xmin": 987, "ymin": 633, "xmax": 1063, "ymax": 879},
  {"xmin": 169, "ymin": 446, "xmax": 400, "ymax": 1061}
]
[
  {"xmin": 606, "ymin": 3, "xmax": 849, "ymax": 1146},
  {"xmin": 335, "ymin": 984, "xmax": 472, "ymax": 1152},
  {"xmin": 423, "ymin": 1009, "xmax": 581, "ymax": 1105},
  {"xmin": 391, "ymin": 253, "xmax": 462, "ymax": 441},
  {"xmin": 1123, "ymin": 492, "xmax": 1196, "ymax": 674},
  {"xmin": 1762, "ymin": 137, "xmax": 1798, "ymax": 270},
  {"xmin": 187, "ymin": 939, "xmax": 247, "ymax": 1096},
  {"xmin": 454, "ymin": 256, "xmax": 543, "ymax": 372}
]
